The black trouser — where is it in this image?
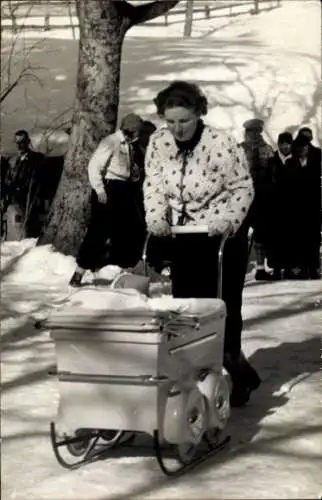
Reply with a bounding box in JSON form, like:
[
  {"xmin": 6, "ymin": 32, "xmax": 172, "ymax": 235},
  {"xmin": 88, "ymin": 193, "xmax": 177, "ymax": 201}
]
[
  {"xmin": 147, "ymin": 230, "xmax": 249, "ymax": 359},
  {"xmin": 77, "ymin": 181, "xmax": 146, "ymax": 271},
  {"xmin": 171, "ymin": 232, "xmax": 248, "ymax": 358},
  {"xmin": 148, "ymin": 229, "xmax": 261, "ymax": 390}
]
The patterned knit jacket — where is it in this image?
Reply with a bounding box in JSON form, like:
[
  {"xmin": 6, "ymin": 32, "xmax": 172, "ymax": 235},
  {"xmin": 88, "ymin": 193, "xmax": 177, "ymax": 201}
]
[{"xmin": 143, "ymin": 125, "xmax": 254, "ymax": 236}]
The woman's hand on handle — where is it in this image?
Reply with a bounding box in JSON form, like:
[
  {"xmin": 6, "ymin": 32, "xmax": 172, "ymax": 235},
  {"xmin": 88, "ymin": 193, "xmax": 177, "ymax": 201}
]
[{"xmin": 208, "ymin": 219, "xmax": 234, "ymax": 237}]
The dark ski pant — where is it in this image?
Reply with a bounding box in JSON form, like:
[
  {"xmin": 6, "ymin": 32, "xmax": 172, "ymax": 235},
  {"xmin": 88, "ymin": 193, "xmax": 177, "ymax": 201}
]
[
  {"xmin": 170, "ymin": 232, "xmax": 249, "ymax": 359},
  {"xmin": 77, "ymin": 180, "xmax": 146, "ymax": 272},
  {"xmin": 147, "ymin": 230, "xmax": 249, "ymax": 358}
]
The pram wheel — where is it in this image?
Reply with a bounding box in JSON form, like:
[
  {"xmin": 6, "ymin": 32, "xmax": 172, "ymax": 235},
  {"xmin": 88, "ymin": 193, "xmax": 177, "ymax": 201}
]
[
  {"xmin": 176, "ymin": 402, "xmax": 206, "ymax": 465},
  {"xmin": 50, "ymin": 423, "xmax": 125, "ymax": 469},
  {"xmin": 177, "ymin": 441, "xmax": 199, "ymax": 465},
  {"xmin": 66, "ymin": 429, "xmax": 91, "ymax": 457},
  {"xmin": 204, "ymin": 427, "xmax": 222, "ymax": 448},
  {"xmin": 100, "ymin": 430, "xmax": 124, "ymax": 446}
]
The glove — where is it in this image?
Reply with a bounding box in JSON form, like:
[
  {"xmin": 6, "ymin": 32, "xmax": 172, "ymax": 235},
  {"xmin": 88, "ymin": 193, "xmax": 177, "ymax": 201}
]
[
  {"xmin": 97, "ymin": 191, "xmax": 107, "ymax": 204},
  {"xmin": 148, "ymin": 219, "xmax": 171, "ymax": 237},
  {"xmin": 208, "ymin": 218, "xmax": 233, "ymax": 237}
]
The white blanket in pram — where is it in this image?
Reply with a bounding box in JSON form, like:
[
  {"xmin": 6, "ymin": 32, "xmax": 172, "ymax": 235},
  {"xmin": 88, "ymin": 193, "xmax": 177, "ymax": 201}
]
[{"xmin": 65, "ymin": 287, "xmax": 224, "ymax": 318}]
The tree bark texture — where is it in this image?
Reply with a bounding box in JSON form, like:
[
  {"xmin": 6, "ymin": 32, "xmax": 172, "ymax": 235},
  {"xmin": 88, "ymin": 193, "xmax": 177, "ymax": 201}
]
[{"xmin": 39, "ymin": 0, "xmax": 180, "ymax": 256}]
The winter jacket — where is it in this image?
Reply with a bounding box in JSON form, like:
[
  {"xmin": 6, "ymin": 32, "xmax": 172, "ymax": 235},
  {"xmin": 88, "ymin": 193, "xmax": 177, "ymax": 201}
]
[
  {"xmin": 143, "ymin": 125, "xmax": 254, "ymax": 236},
  {"xmin": 88, "ymin": 130, "xmax": 133, "ymax": 195},
  {"xmin": 6, "ymin": 149, "xmax": 45, "ymax": 211}
]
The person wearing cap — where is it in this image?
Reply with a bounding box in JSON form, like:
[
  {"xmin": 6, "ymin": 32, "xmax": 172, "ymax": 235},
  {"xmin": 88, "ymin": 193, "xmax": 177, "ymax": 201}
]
[
  {"xmin": 240, "ymin": 118, "xmax": 274, "ymax": 281},
  {"xmin": 69, "ymin": 113, "xmax": 149, "ymax": 287}
]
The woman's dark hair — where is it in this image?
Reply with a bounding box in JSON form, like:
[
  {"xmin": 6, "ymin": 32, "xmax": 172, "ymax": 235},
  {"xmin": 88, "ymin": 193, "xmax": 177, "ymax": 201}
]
[
  {"xmin": 153, "ymin": 81, "xmax": 208, "ymax": 116},
  {"xmin": 277, "ymin": 132, "xmax": 293, "ymax": 144},
  {"xmin": 139, "ymin": 120, "xmax": 157, "ymax": 150}
]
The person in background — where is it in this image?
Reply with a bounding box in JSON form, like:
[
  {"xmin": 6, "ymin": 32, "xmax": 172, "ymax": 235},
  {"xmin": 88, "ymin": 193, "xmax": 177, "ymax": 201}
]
[
  {"xmin": 1, "ymin": 155, "xmax": 11, "ymax": 240},
  {"xmin": 296, "ymin": 128, "xmax": 321, "ymax": 277},
  {"xmin": 282, "ymin": 134, "xmax": 321, "ymax": 279},
  {"xmin": 69, "ymin": 114, "xmax": 148, "ymax": 287},
  {"xmin": 144, "ymin": 81, "xmax": 261, "ymax": 407},
  {"xmin": 240, "ymin": 119, "xmax": 274, "ymax": 281},
  {"xmin": 5, "ymin": 130, "xmax": 45, "ymax": 238},
  {"xmin": 296, "ymin": 127, "xmax": 321, "ymax": 155},
  {"xmin": 266, "ymin": 132, "xmax": 293, "ymax": 279}
]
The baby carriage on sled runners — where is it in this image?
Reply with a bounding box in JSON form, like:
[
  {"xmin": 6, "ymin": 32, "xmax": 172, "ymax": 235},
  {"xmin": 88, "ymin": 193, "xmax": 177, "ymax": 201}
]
[{"xmin": 46, "ymin": 226, "xmax": 232, "ymax": 476}]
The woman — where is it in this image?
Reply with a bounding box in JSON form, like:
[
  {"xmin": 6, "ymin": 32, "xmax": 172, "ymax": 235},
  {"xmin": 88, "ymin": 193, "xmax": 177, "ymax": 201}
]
[{"xmin": 144, "ymin": 81, "xmax": 261, "ymax": 407}]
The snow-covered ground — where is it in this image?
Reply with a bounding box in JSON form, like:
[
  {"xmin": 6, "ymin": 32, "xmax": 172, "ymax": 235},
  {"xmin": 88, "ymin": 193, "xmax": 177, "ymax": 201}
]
[
  {"xmin": 1, "ymin": 0, "xmax": 321, "ymax": 155},
  {"xmin": 1, "ymin": 238, "xmax": 322, "ymax": 500}
]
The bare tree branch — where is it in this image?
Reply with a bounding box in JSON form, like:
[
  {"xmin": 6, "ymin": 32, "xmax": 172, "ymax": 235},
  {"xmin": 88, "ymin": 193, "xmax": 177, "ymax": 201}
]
[
  {"xmin": 0, "ymin": 68, "xmax": 43, "ymax": 104},
  {"xmin": 114, "ymin": 0, "xmax": 180, "ymax": 28}
]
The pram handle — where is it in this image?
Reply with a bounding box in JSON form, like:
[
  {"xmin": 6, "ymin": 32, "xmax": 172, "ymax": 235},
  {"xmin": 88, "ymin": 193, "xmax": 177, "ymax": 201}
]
[{"xmin": 142, "ymin": 226, "xmax": 231, "ymax": 299}]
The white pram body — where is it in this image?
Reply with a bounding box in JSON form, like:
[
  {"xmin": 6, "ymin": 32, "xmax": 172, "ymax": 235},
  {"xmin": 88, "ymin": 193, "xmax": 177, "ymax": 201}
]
[{"xmin": 48, "ymin": 229, "xmax": 231, "ymax": 474}]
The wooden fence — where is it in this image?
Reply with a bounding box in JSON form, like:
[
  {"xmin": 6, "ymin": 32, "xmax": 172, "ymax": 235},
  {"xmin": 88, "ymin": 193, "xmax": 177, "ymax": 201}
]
[{"xmin": 2, "ymin": 0, "xmax": 282, "ymax": 34}]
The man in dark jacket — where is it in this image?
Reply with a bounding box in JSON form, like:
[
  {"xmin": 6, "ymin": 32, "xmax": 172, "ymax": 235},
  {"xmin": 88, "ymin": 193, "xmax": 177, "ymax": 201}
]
[
  {"xmin": 6, "ymin": 130, "xmax": 45, "ymax": 238},
  {"xmin": 294, "ymin": 128, "xmax": 321, "ymax": 277},
  {"xmin": 240, "ymin": 118, "xmax": 274, "ymax": 280},
  {"xmin": 281, "ymin": 132, "xmax": 321, "ymax": 279}
]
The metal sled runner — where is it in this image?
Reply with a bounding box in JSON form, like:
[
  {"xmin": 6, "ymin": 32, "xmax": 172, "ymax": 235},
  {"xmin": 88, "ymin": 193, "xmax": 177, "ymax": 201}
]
[{"xmin": 47, "ymin": 227, "xmax": 231, "ymax": 476}]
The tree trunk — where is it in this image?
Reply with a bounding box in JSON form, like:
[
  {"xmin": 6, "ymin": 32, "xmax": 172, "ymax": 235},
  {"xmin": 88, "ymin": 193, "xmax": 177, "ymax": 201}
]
[
  {"xmin": 39, "ymin": 0, "xmax": 180, "ymax": 256},
  {"xmin": 183, "ymin": 0, "xmax": 194, "ymax": 37},
  {"xmin": 39, "ymin": 0, "xmax": 126, "ymax": 255}
]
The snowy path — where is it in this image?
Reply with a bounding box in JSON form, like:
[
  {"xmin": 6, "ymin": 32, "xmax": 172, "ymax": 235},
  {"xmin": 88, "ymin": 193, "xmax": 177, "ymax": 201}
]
[{"xmin": 1, "ymin": 241, "xmax": 321, "ymax": 499}]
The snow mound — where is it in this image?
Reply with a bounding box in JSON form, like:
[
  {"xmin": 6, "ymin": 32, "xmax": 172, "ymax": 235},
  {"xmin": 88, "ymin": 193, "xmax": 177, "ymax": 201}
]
[
  {"xmin": 1, "ymin": 243, "xmax": 76, "ymax": 285},
  {"xmin": 0, "ymin": 238, "xmax": 37, "ymax": 269}
]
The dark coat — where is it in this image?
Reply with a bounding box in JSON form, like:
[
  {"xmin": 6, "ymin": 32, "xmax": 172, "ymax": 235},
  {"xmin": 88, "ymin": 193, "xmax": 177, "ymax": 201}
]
[
  {"xmin": 7, "ymin": 149, "xmax": 45, "ymax": 212},
  {"xmin": 278, "ymin": 147, "xmax": 321, "ymax": 269},
  {"xmin": 4, "ymin": 149, "xmax": 45, "ymax": 237},
  {"xmin": 265, "ymin": 151, "xmax": 291, "ymax": 267},
  {"xmin": 1, "ymin": 156, "xmax": 11, "ymax": 209}
]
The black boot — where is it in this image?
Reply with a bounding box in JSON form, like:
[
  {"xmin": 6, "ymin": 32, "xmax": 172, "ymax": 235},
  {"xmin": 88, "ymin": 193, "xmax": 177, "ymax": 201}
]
[
  {"xmin": 255, "ymin": 269, "xmax": 274, "ymax": 281},
  {"xmin": 224, "ymin": 352, "xmax": 261, "ymax": 407},
  {"xmin": 69, "ymin": 271, "xmax": 84, "ymax": 287},
  {"xmin": 308, "ymin": 268, "xmax": 320, "ymax": 280},
  {"xmin": 272, "ymin": 269, "xmax": 282, "ymax": 280}
]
